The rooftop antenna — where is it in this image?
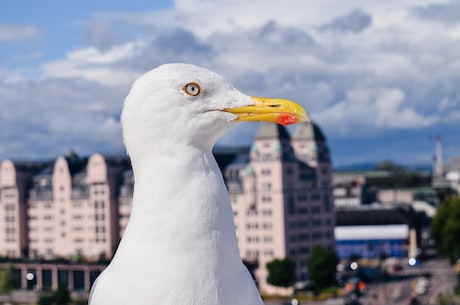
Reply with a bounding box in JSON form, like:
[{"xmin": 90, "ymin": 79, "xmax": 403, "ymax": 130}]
[{"xmin": 434, "ymin": 135, "xmax": 443, "ymax": 178}]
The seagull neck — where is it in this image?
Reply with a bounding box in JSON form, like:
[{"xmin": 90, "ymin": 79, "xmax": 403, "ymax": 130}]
[{"xmin": 118, "ymin": 145, "xmax": 239, "ymax": 252}]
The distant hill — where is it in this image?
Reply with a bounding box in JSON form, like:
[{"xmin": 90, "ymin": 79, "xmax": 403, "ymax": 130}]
[{"xmin": 334, "ymin": 162, "xmax": 432, "ymax": 173}]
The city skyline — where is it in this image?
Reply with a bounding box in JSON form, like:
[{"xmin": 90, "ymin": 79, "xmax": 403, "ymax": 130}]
[
  {"xmin": 1, "ymin": 0, "xmax": 459, "ymax": 166},
  {"xmin": 0, "ymin": 122, "xmax": 336, "ymax": 293}
]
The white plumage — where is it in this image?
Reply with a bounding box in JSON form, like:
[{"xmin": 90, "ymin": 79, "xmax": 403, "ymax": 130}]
[{"xmin": 89, "ymin": 63, "xmax": 308, "ymax": 305}]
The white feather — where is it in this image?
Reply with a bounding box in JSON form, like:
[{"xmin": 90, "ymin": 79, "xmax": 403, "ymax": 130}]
[{"xmin": 89, "ymin": 63, "xmax": 263, "ymax": 305}]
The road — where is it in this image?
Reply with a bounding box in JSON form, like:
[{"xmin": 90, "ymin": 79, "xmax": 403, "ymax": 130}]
[{"xmin": 265, "ymin": 258, "xmax": 457, "ymax": 305}]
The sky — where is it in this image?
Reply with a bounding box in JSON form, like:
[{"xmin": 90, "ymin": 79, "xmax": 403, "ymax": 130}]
[{"xmin": 0, "ymin": 0, "xmax": 459, "ymax": 167}]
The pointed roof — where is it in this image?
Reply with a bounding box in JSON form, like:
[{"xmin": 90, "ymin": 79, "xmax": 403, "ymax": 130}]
[
  {"xmin": 255, "ymin": 123, "xmax": 290, "ymax": 140},
  {"xmin": 292, "ymin": 122, "xmax": 326, "ymax": 142}
]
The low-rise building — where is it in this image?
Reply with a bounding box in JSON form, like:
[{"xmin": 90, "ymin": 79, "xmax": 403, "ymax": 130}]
[{"xmin": 335, "ymin": 204, "xmax": 431, "ymax": 260}]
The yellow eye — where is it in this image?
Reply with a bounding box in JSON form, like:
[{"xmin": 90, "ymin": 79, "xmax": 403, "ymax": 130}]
[{"xmin": 183, "ymin": 82, "xmax": 201, "ymax": 96}]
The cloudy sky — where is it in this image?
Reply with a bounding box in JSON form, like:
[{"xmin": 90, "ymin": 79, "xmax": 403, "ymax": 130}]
[{"xmin": 1, "ymin": 0, "xmax": 459, "ymax": 167}]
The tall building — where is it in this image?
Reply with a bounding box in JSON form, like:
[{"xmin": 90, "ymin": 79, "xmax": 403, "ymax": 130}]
[
  {"xmin": 0, "ymin": 160, "xmax": 45, "ymax": 257},
  {"xmin": 225, "ymin": 122, "xmax": 335, "ymax": 292},
  {"xmin": 4, "ymin": 152, "xmax": 130, "ymax": 261}
]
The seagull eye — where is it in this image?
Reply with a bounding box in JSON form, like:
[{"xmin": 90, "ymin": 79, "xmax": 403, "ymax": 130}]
[{"xmin": 183, "ymin": 82, "xmax": 201, "ymax": 96}]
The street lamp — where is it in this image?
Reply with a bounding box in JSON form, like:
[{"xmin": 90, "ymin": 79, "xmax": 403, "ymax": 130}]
[{"xmin": 26, "ymin": 272, "xmax": 35, "ymax": 290}]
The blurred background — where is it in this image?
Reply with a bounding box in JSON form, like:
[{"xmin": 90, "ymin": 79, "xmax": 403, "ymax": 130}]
[{"xmin": 0, "ymin": 1, "xmax": 459, "ymax": 304}]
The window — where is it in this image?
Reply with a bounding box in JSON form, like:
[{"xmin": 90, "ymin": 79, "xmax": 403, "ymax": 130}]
[
  {"xmin": 312, "ymin": 219, "xmax": 322, "ymax": 226},
  {"xmin": 312, "ymin": 232, "xmax": 322, "ymax": 240},
  {"xmin": 261, "ymin": 183, "xmax": 271, "ymax": 190},
  {"xmin": 299, "ymin": 247, "xmax": 309, "ymax": 254},
  {"xmin": 261, "ymin": 169, "xmax": 271, "ymax": 176},
  {"xmin": 95, "ymin": 201, "xmax": 105, "ymax": 209},
  {"xmin": 288, "ymin": 197, "xmax": 295, "ymax": 215},
  {"xmin": 262, "ymin": 196, "xmax": 271, "ymax": 203},
  {"xmin": 263, "ymin": 223, "xmax": 272, "ymax": 229},
  {"xmin": 297, "ymin": 194, "xmax": 308, "ymax": 202},
  {"xmin": 262, "ymin": 209, "xmax": 272, "ymax": 216},
  {"xmin": 311, "ymin": 206, "xmax": 321, "ymax": 214},
  {"xmin": 311, "ymin": 192, "xmax": 321, "ymax": 201},
  {"xmin": 264, "ymin": 250, "xmax": 274, "ymax": 256}
]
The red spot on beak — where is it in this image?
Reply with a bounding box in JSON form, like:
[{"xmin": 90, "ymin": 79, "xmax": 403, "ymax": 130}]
[{"xmin": 277, "ymin": 113, "xmax": 299, "ymax": 126}]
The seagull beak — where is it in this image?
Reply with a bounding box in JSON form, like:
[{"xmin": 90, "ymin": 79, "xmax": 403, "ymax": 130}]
[{"xmin": 223, "ymin": 97, "xmax": 309, "ymax": 126}]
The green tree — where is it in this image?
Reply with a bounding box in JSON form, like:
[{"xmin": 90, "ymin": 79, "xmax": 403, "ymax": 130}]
[
  {"xmin": 0, "ymin": 265, "xmax": 16, "ymax": 293},
  {"xmin": 307, "ymin": 245, "xmax": 339, "ymax": 294},
  {"xmin": 431, "ymin": 196, "xmax": 460, "ymax": 263},
  {"xmin": 37, "ymin": 294, "xmax": 54, "ymax": 305},
  {"xmin": 53, "ymin": 284, "xmax": 71, "ymax": 305},
  {"xmin": 266, "ymin": 257, "xmax": 295, "ymax": 288},
  {"xmin": 37, "ymin": 284, "xmax": 71, "ymax": 305}
]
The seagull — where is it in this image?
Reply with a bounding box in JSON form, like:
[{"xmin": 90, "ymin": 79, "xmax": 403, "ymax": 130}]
[{"xmin": 88, "ymin": 63, "xmax": 309, "ymax": 305}]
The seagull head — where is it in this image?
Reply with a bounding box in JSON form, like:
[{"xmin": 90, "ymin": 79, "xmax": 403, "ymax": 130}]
[{"xmin": 121, "ymin": 63, "xmax": 309, "ymax": 158}]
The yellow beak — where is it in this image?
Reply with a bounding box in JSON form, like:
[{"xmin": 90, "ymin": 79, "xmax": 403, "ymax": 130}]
[{"xmin": 223, "ymin": 97, "xmax": 309, "ymax": 126}]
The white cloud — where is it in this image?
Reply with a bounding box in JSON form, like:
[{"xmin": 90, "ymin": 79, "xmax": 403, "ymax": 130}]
[
  {"xmin": 41, "ymin": 42, "xmax": 144, "ymax": 86},
  {"xmin": 313, "ymin": 87, "xmax": 439, "ymax": 134},
  {"xmin": 0, "ymin": 23, "xmax": 40, "ymax": 41},
  {"xmin": 1, "ymin": 0, "xmax": 459, "ymax": 162}
]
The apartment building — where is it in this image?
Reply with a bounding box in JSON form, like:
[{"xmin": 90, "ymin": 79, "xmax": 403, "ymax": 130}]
[
  {"xmin": 0, "ymin": 152, "xmax": 130, "ymax": 261},
  {"xmin": 226, "ymin": 122, "xmax": 335, "ymax": 292},
  {"xmin": 0, "ymin": 160, "xmax": 46, "ymax": 257}
]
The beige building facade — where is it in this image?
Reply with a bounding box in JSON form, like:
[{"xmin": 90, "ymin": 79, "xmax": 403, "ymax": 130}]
[
  {"xmin": 226, "ymin": 123, "xmax": 335, "ymax": 292},
  {"xmin": 0, "ymin": 152, "xmax": 130, "ymax": 261}
]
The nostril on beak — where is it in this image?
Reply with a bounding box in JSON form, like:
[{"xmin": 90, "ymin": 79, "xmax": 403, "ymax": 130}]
[{"xmin": 270, "ymin": 104, "xmax": 282, "ymax": 108}]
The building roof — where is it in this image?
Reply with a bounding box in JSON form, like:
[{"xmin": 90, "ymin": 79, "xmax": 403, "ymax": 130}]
[
  {"xmin": 292, "ymin": 122, "xmax": 326, "ymax": 142},
  {"xmin": 335, "ymin": 204, "xmax": 421, "ymax": 227},
  {"xmin": 63, "ymin": 151, "xmax": 88, "ymax": 176},
  {"xmin": 213, "ymin": 146, "xmax": 249, "ymax": 173},
  {"xmin": 255, "ymin": 123, "xmax": 290, "ymax": 140},
  {"xmin": 335, "ymin": 224, "xmax": 409, "ymax": 240},
  {"xmin": 7, "ymin": 160, "xmax": 49, "ymax": 174}
]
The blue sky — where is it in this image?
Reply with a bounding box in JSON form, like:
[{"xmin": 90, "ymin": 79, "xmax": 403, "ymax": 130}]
[{"xmin": 1, "ymin": 0, "xmax": 459, "ymax": 167}]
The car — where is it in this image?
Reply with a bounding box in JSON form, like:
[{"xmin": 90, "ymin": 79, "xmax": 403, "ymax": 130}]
[
  {"xmin": 414, "ymin": 277, "xmax": 430, "ymax": 295},
  {"xmin": 344, "ymin": 293, "xmax": 362, "ymax": 305},
  {"xmin": 344, "ymin": 277, "xmax": 366, "ymax": 295}
]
